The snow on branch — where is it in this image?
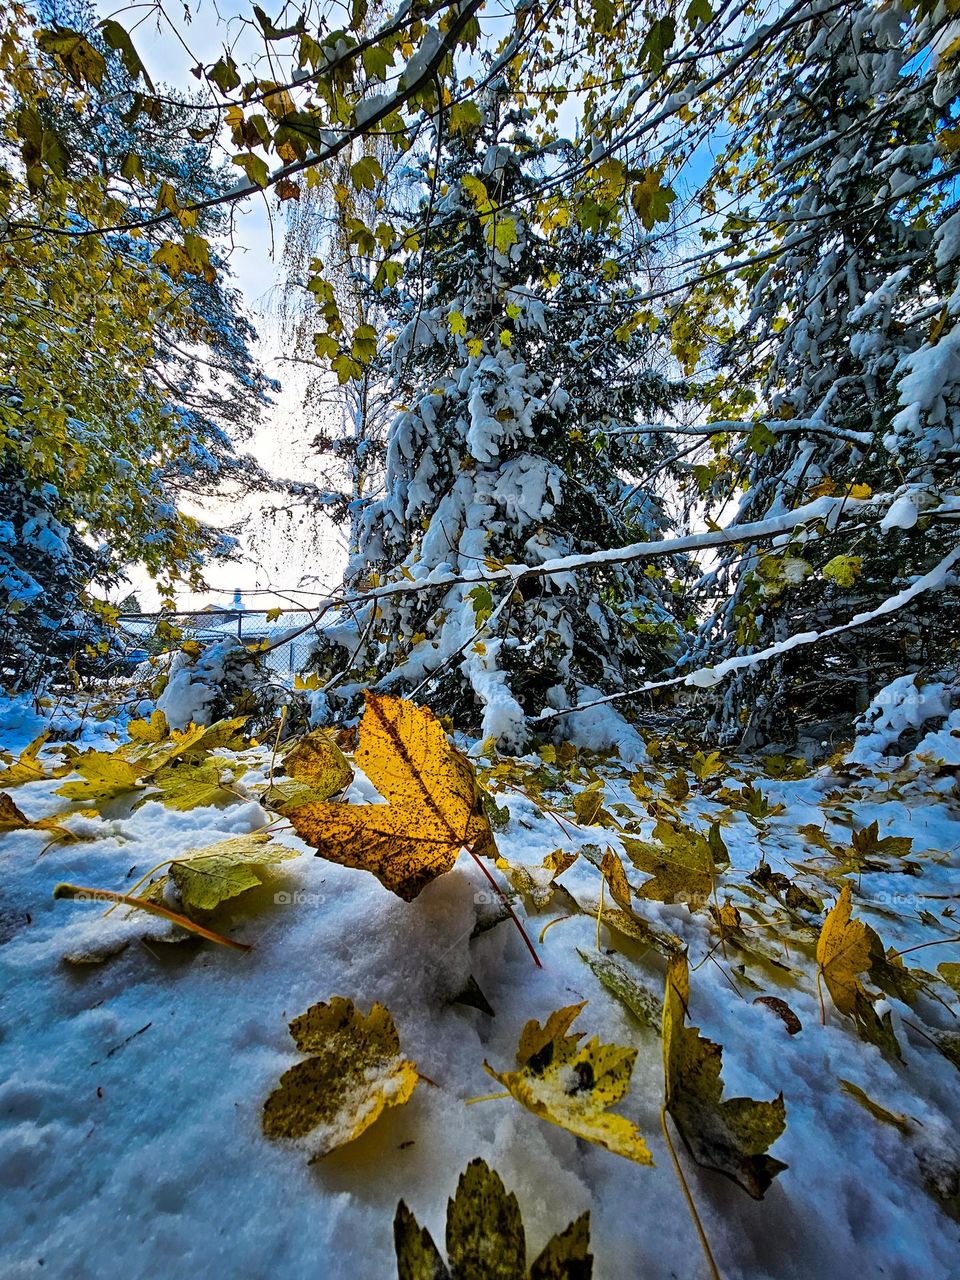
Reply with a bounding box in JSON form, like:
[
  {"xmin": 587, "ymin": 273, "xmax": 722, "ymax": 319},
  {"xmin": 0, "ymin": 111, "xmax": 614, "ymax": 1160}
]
[
  {"xmin": 601, "ymin": 420, "xmax": 875, "ymax": 447},
  {"xmin": 536, "ymin": 544, "xmax": 960, "ymax": 723},
  {"xmin": 264, "ymin": 493, "xmax": 959, "ymax": 655}
]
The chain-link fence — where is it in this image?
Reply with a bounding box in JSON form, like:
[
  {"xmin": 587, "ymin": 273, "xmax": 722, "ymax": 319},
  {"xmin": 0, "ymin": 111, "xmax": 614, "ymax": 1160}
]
[{"xmin": 118, "ymin": 609, "xmax": 319, "ymax": 676}]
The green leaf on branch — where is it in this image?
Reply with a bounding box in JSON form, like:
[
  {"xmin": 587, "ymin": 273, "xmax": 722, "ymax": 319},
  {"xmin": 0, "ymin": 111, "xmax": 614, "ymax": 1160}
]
[
  {"xmin": 350, "ymin": 154, "xmax": 384, "ymax": 191},
  {"xmin": 630, "ymin": 169, "xmax": 676, "ymax": 229},
  {"xmin": 37, "ymin": 27, "xmax": 106, "ymax": 89},
  {"xmin": 822, "ymin": 555, "xmax": 863, "ymax": 587},
  {"xmin": 233, "ymin": 151, "xmax": 271, "ymax": 188},
  {"xmin": 100, "ymin": 20, "xmax": 154, "ymax": 90}
]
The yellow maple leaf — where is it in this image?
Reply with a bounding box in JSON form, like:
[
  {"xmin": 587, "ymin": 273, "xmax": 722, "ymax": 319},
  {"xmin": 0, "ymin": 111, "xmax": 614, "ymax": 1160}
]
[
  {"xmin": 0, "ymin": 732, "xmax": 69, "ymax": 786},
  {"xmin": 294, "ymin": 672, "xmax": 322, "ymax": 691},
  {"xmin": 262, "ymin": 997, "xmax": 417, "ymax": 1157},
  {"xmin": 622, "ymin": 818, "xmax": 720, "ymax": 906},
  {"xmin": 286, "ymin": 694, "xmax": 492, "ymax": 900},
  {"xmin": 816, "ymin": 882, "xmax": 874, "ymax": 1016},
  {"xmin": 283, "ymin": 730, "xmax": 353, "ymax": 799},
  {"xmin": 126, "ymin": 709, "xmax": 169, "ymax": 743},
  {"xmin": 663, "ymin": 951, "xmax": 787, "ymax": 1199},
  {"xmin": 822, "ymin": 554, "xmax": 862, "ymax": 588},
  {"xmin": 484, "ymin": 1002, "xmax": 654, "ymax": 1166},
  {"xmin": 55, "ymin": 750, "xmax": 142, "ymax": 802}
]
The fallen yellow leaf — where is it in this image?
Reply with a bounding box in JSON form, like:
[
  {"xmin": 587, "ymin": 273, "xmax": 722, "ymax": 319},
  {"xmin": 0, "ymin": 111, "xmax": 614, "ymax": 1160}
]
[
  {"xmin": 0, "ymin": 733, "xmax": 69, "ymax": 786},
  {"xmin": 663, "ymin": 951, "xmax": 787, "ymax": 1198},
  {"xmin": 286, "ymin": 693, "xmax": 492, "ymax": 900},
  {"xmin": 262, "ymin": 997, "xmax": 417, "ymax": 1156},
  {"xmin": 816, "ymin": 883, "xmax": 873, "ymax": 1016},
  {"xmin": 484, "ymin": 1002, "xmax": 654, "ymax": 1166}
]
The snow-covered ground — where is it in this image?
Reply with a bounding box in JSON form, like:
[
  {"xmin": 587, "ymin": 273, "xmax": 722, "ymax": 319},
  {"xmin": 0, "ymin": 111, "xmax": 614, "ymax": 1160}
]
[{"xmin": 0, "ymin": 698, "xmax": 958, "ymax": 1278}]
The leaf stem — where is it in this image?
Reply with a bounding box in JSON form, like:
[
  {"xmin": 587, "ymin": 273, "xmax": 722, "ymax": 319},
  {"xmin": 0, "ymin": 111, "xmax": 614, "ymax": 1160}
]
[
  {"xmin": 269, "ymin": 705, "xmax": 287, "ymax": 789},
  {"xmin": 54, "ymin": 882, "xmax": 250, "ymax": 951},
  {"xmin": 468, "ymin": 847, "xmax": 543, "ymax": 968},
  {"xmin": 889, "ymin": 934, "xmax": 960, "ymax": 960},
  {"xmin": 660, "ymin": 1104, "xmax": 722, "ymax": 1280},
  {"xmin": 539, "ymin": 914, "xmax": 571, "ymax": 943}
]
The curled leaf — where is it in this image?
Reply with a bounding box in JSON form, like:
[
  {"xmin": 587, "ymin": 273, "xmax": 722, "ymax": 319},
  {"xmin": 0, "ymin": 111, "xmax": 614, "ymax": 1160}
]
[
  {"xmin": 600, "ymin": 848, "xmax": 635, "ymax": 913},
  {"xmin": 497, "ymin": 849, "xmax": 578, "ymax": 909},
  {"xmin": 752, "ymin": 996, "xmax": 802, "ymax": 1035},
  {"xmin": 839, "ymin": 1079, "xmax": 912, "ymax": 1135},
  {"xmin": 53, "ymin": 882, "xmax": 250, "ymax": 950}
]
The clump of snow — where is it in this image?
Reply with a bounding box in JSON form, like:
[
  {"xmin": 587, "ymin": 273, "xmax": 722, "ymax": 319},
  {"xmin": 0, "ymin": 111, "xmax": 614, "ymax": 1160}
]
[
  {"xmin": 849, "ymin": 673, "xmax": 955, "ymax": 763},
  {"xmin": 557, "ymin": 688, "xmax": 647, "ymax": 762},
  {"xmin": 0, "ymin": 693, "xmax": 126, "ymax": 752},
  {"xmin": 156, "ymin": 644, "xmax": 229, "ymax": 728},
  {"xmin": 880, "ymin": 490, "xmax": 919, "ymax": 532},
  {"xmin": 914, "ymin": 707, "xmax": 960, "ymax": 766}
]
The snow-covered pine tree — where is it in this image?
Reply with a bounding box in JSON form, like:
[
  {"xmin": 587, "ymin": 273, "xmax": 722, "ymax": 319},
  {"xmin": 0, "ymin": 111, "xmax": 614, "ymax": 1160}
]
[
  {"xmin": 330, "ymin": 99, "xmax": 684, "ymax": 749},
  {"xmin": 686, "ymin": 0, "xmax": 960, "ymax": 744}
]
